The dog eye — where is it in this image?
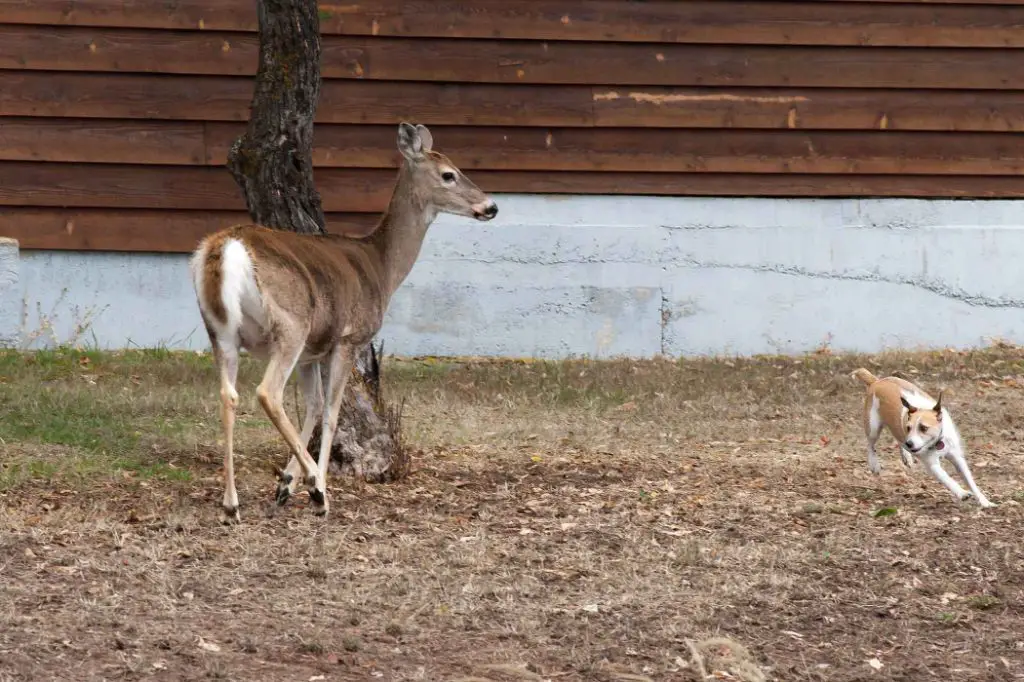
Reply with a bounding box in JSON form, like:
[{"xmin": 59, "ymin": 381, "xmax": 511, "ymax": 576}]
[
  {"xmin": 441, "ymin": 172, "xmax": 456, "ymax": 183},
  {"xmin": 919, "ymin": 424, "xmax": 928, "ymax": 432}
]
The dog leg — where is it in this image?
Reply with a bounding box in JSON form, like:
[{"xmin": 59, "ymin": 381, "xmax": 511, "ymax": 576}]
[
  {"xmin": 923, "ymin": 452, "xmax": 970, "ymax": 503},
  {"xmin": 947, "ymin": 449, "xmax": 995, "ymax": 508},
  {"xmin": 866, "ymin": 396, "xmax": 883, "ymax": 475}
]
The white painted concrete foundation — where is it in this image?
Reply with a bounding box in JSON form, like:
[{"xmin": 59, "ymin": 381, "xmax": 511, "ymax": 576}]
[{"xmin": 8, "ymin": 196, "xmax": 1024, "ymax": 357}]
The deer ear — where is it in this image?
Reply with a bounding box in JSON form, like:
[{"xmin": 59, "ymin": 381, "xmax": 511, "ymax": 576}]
[
  {"xmin": 415, "ymin": 124, "xmax": 434, "ymax": 152},
  {"xmin": 901, "ymin": 395, "xmax": 917, "ymax": 413},
  {"xmin": 397, "ymin": 122, "xmax": 424, "ymax": 160}
]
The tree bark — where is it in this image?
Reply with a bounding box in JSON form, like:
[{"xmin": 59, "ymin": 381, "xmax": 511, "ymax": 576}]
[{"xmin": 227, "ymin": 0, "xmax": 407, "ymax": 482}]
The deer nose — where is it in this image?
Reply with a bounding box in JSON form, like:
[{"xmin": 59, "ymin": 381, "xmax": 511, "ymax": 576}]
[{"xmin": 474, "ymin": 200, "xmax": 498, "ymax": 220}]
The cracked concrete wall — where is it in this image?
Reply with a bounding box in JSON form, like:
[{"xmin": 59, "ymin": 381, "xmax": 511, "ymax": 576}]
[
  {"xmin": 13, "ymin": 196, "xmax": 1024, "ymax": 357},
  {"xmin": 0, "ymin": 238, "xmax": 19, "ymax": 348}
]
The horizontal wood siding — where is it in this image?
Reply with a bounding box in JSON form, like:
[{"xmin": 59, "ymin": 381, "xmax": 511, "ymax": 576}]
[{"xmin": 2, "ymin": 0, "xmax": 1023, "ymax": 252}]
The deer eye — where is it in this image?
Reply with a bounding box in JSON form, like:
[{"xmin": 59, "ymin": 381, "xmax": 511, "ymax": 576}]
[{"xmin": 441, "ymin": 171, "xmax": 456, "ymax": 183}]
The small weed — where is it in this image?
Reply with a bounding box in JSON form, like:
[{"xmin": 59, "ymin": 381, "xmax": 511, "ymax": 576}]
[
  {"xmin": 297, "ymin": 638, "xmax": 325, "ymax": 655},
  {"xmin": 342, "ymin": 636, "xmax": 361, "ymax": 652},
  {"xmin": 967, "ymin": 595, "xmax": 1001, "ymax": 611}
]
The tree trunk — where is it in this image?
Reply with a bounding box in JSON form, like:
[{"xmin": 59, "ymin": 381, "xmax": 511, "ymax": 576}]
[
  {"xmin": 227, "ymin": 0, "xmax": 407, "ymax": 482},
  {"xmin": 226, "ymin": 0, "xmax": 325, "ymax": 235}
]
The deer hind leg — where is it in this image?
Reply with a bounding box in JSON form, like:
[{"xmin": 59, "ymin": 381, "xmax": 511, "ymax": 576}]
[
  {"xmin": 308, "ymin": 343, "xmax": 358, "ymax": 517},
  {"xmin": 255, "ymin": 334, "xmax": 325, "ymax": 509},
  {"xmin": 276, "ymin": 361, "xmax": 323, "ymax": 506},
  {"xmin": 214, "ymin": 340, "xmax": 241, "ymax": 524}
]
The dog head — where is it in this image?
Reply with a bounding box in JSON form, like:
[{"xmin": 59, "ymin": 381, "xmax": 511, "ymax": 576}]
[{"xmin": 901, "ymin": 391, "xmax": 944, "ymax": 453}]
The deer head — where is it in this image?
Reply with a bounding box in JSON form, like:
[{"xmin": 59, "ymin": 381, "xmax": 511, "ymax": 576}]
[{"xmin": 396, "ymin": 122, "xmax": 498, "ymax": 222}]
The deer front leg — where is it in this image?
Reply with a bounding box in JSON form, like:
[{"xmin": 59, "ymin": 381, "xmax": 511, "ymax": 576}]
[
  {"xmin": 276, "ymin": 362, "xmax": 323, "ymax": 506},
  {"xmin": 307, "ymin": 344, "xmax": 357, "ymax": 517}
]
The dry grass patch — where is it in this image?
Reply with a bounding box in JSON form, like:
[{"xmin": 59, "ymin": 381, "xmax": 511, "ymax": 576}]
[{"xmin": 2, "ymin": 346, "xmax": 1024, "ymax": 680}]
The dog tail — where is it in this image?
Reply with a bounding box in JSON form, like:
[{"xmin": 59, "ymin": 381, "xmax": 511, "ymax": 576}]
[{"xmin": 851, "ymin": 368, "xmax": 879, "ymax": 386}]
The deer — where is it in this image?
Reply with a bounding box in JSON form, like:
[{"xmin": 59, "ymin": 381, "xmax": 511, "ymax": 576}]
[{"xmin": 189, "ymin": 122, "xmax": 498, "ymax": 523}]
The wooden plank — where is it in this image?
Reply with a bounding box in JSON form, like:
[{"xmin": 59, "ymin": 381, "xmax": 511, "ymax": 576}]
[
  {"xmin": 0, "ymin": 163, "xmax": 1023, "ymax": 214},
  {"xmin": 209, "ymin": 124, "xmax": 1024, "ymax": 176},
  {"xmin": 0, "ymin": 208, "xmax": 379, "ymax": 252},
  {"xmin": 6, "ymin": 71, "xmax": 1024, "ymax": 133},
  {"xmin": 315, "ymin": 1, "xmax": 1024, "ymax": 48},
  {"xmin": 0, "ymin": 118, "xmax": 206, "ymax": 165},
  {"xmin": 590, "ymin": 86, "xmax": 1024, "ymax": 132},
  {"xmin": 3, "ymin": 25, "xmax": 1024, "ymax": 89},
  {"xmin": 6, "ymin": 1, "xmax": 1024, "ymax": 47},
  {"xmin": 0, "ymin": 163, "xmax": 396, "ymax": 212},
  {"xmin": 0, "ymin": 72, "xmax": 593, "ymax": 126},
  {"xmin": 8, "ymin": 118, "xmax": 1024, "ymax": 175},
  {"xmin": 479, "ymin": 171, "xmax": 1024, "ymax": 198}
]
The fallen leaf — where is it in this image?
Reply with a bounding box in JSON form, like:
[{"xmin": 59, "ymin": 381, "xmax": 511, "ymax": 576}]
[
  {"xmin": 197, "ymin": 637, "xmax": 221, "ymax": 653},
  {"xmin": 867, "ymin": 658, "xmax": 883, "ymax": 671},
  {"xmin": 872, "ymin": 507, "xmax": 898, "ymax": 518},
  {"xmin": 582, "ymin": 604, "xmax": 599, "ymax": 613}
]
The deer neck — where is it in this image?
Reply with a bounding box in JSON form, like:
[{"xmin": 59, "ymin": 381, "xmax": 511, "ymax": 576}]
[{"xmin": 372, "ymin": 165, "xmax": 437, "ymax": 299}]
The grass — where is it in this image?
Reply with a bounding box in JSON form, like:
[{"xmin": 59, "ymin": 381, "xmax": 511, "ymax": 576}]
[{"xmin": 2, "ymin": 344, "xmax": 1024, "ymax": 680}]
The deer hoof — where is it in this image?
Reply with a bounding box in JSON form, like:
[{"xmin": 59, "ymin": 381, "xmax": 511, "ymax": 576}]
[
  {"xmin": 221, "ymin": 505, "xmax": 241, "ymax": 525},
  {"xmin": 309, "ymin": 487, "xmax": 329, "ymax": 517}
]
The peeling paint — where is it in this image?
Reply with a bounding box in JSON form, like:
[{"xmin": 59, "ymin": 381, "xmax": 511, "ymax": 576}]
[{"xmin": 595, "ymin": 91, "xmax": 810, "ymax": 105}]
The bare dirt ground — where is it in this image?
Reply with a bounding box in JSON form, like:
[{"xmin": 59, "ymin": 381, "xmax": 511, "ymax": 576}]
[{"xmin": 2, "ymin": 346, "xmax": 1024, "ymax": 682}]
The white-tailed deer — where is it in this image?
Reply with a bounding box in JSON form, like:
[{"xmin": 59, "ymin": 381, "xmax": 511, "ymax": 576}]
[{"xmin": 190, "ymin": 123, "xmax": 497, "ymax": 523}]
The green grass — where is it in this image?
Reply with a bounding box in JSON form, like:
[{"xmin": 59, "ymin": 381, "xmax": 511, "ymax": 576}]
[
  {"xmin": 4, "ymin": 342, "xmax": 1024, "ymax": 491},
  {"xmin": 0, "ymin": 347, "xmax": 244, "ymax": 490}
]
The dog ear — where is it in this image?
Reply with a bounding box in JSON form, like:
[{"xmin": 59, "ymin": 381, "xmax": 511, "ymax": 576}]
[
  {"xmin": 934, "ymin": 390, "xmax": 943, "ymax": 418},
  {"xmin": 900, "ymin": 395, "xmax": 917, "ymax": 413}
]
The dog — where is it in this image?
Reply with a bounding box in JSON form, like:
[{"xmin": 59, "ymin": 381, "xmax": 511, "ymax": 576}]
[{"xmin": 851, "ymin": 368, "xmax": 994, "ymax": 508}]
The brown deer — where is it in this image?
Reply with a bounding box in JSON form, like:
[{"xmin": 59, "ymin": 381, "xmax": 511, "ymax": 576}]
[{"xmin": 190, "ymin": 123, "xmax": 497, "ymax": 523}]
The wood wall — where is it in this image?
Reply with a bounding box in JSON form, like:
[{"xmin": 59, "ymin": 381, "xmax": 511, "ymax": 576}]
[{"xmin": 2, "ymin": 0, "xmax": 1024, "ymax": 252}]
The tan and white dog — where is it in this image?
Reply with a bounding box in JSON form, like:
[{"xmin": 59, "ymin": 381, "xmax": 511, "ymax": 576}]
[{"xmin": 852, "ymin": 368, "xmax": 994, "ymax": 508}]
